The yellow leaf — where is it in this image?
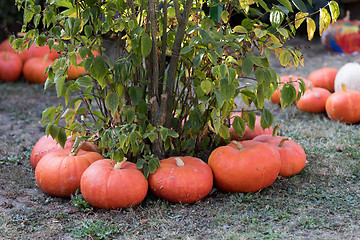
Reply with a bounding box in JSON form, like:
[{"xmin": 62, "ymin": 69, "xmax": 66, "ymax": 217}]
[
  {"xmin": 295, "ymin": 12, "xmax": 308, "ymax": 29},
  {"xmin": 319, "ymin": 8, "xmax": 331, "ymax": 36},
  {"xmin": 306, "ymin": 18, "xmax": 316, "ymax": 41}
]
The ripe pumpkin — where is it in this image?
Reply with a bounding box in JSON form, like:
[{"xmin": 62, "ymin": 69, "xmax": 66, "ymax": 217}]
[
  {"xmin": 19, "ymin": 43, "xmax": 59, "ymax": 62},
  {"xmin": 0, "ymin": 51, "xmax": 23, "ymax": 82},
  {"xmin": 67, "ymin": 50, "xmax": 100, "ymax": 79},
  {"xmin": 208, "ymin": 140, "xmax": 281, "ymax": 193},
  {"xmin": 23, "ymin": 54, "xmax": 53, "ymax": 84},
  {"xmin": 35, "ymin": 148, "xmax": 103, "ymax": 198},
  {"xmin": 0, "ymin": 38, "xmax": 16, "ymax": 54},
  {"xmin": 148, "ymin": 156, "xmax": 213, "ymax": 204},
  {"xmin": 296, "ymin": 87, "xmax": 331, "ymax": 113},
  {"xmin": 30, "ymin": 135, "xmax": 99, "ymax": 169},
  {"xmin": 229, "ymin": 113, "xmax": 273, "ymax": 141},
  {"xmin": 80, "ymin": 159, "xmax": 148, "ymax": 209},
  {"xmin": 325, "ymin": 84, "xmax": 360, "ymax": 124},
  {"xmin": 271, "ymin": 75, "xmax": 313, "ymax": 105},
  {"xmin": 334, "ymin": 62, "xmax": 360, "ymax": 93},
  {"xmin": 307, "ymin": 68, "xmax": 338, "ymax": 92},
  {"xmin": 253, "ymin": 126, "xmax": 307, "ymax": 177}
]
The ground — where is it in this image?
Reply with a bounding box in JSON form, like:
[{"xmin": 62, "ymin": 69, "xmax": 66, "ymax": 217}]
[{"xmin": 0, "ymin": 36, "xmax": 359, "ymax": 239}]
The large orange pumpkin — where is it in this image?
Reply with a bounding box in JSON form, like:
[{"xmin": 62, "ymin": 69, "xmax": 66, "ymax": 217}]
[
  {"xmin": 307, "ymin": 68, "xmax": 337, "ymax": 92},
  {"xmin": 229, "ymin": 113, "xmax": 273, "ymax": 141},
  {"xmin": 208, "ymin": 140, "xmax": 281, "ymax": 193},
  {"xmin": 19, "ymin": 43, "xmax": 59, "ymax": 62},
  {"xmin": 0, "ymin": 51, "xmax": 23, "ymax": 82},
  {"xmin": 296, "ymin": 87, "xmax": 331, "ymax": 113},
  {"xmin": 253, "ymin": 130, "xmax": 307, "ymax": 177},
  {"xmin": 35, "ymin": 148, "xmax": 103, "ymax": 197},
  {"xmin": 271, "ymin": 75, "xmax": 313, "ymax": 105},
  {"xmin": 0, "ymin": 38, "xmax": 16, "ymax": 54},
  {"xmin": 325, "ymin": 84, "xmax": 360, "ymax": 124},
  {"xmin": 148, "ymin": 156, "xmax": 213, "ymax": 204},
  {"xmin": 80, "ymin": 159, "xmax": 148, "ymax": 209},
  {"xmin": 30, "ymin": 135, "xmax": 98, "ymax": 169},
  {"xmin": 23, "ymin": 55, "xmax": 53, "ymax": 83}
]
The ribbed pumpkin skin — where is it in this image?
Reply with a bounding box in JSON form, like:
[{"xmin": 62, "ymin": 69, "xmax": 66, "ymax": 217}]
[
  {"xmin": 0, "ymin": 51, "xmax": 23, "ymax": 82},
  {"xmin": 35, "ymin": 148, "xmax": 103, "ymax": 197},
  {"xmin": 308, "ymin": 68, "xmax": 337, "ymax": 92},
  {"xmin": 325, "ymin": 86, "xmax": 360, "ymax": 124},
  {"xmin": 230, "ymin": 114, "xmax": 273, "ymax": 141},
  {"xmin": 208, "ymin": 140, "xmax": 281, "ymax": 193},
  {"xmin": 296, "ymin": 87, "xmax": 331, "ymax": 113},
  {"xmin": 148, "ymin": 156, "xmax": 213, "ymax": 204},
  {"xmin": 253, "ymin": 135, "xmax": 306, "ymax": 177},
  {"xmin": 30, "ymin": 135, "xmax": 99, "ymax": 169},
  {"xmin": 80, "ymin": 159, "xmax": 148, "ymax": 209}
]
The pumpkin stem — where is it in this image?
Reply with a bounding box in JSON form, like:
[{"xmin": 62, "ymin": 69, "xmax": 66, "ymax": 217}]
[
  {"xmin": 43, "ymin": 54, "xmax": 49, "ymax": 63},
  {"xmin": 230, "ymin": 140, "xmax": 245, "ymax": 150},
  {"xmin": 175, "ymin": 157, "xmax": 185, "ymax": 167},
  {"xmin": 279, "ymin": 137, "xmax": 291, "ymax": 147},
  {"xmin": 272, "ymin": 124, "xmax": 281, "ymax": 137},
  {"xmin": 114, "ymin": 159, "xmax": 127, "ymax": 170},
  {"xmin": 341, "ymin": 83, "xmax": 347, "ymax": 92}
]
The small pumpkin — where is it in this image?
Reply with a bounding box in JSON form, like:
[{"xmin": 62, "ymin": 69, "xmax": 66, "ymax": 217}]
[
  {"xmin": 296, "ymin": 87, "xmax": 331, "ymax": 113},
  {"xmin": 35, "ymin": 148, "xmax": 103, "ymax": 198},
  {"xmin": 208, "ymin": 140, "xmax": 281, "ymax": 193},
  {"xmin": 271, "ymin": 75, "xmax": 313, "ymax": 105},
  {"xmin": 334, "ymin": 62, "xmax": 360, "ymax": 93},
  {"xmin": 253, "ymin": 125, "xmax": 307, "ymax": 177},
  {"xmin": 30, "ymin": 135, "xmax": 99, "ymax": 169},
  {"xmin": 23, "ymin": 54, "xmax": 53, "ymax": 84},
  {"xmin": 0, "ymin": 51, "xmax": 23, "ymax": 82},
  {"xmin": 148, "ymin": 156, "xmax": 213, "ymax": 204},
  {"xmin": 80, "ymin": 159, "xmax": 148, "ymax": 209},
  {"xmin": 229, "ymin": 113, "xmax": 273, "ymax": 141},
  {"xmin": 307, "ymin": 68, "xmax": 338, "ymax": 92},
  {"xmin": 0, "ymin": 38, "xmax": 16, "ymax": 54},
  {"xmin": 325, "ymin": 84, "xmax": 360, "ymax": 124},
  {"xmin": 19, "ymin": 43, "xmax": 59, "ymax": 62}
]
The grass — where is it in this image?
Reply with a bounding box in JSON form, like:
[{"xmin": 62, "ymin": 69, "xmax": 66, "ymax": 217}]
[{"xmin": 0, "ymin": 80, "xmax": 359, "ymax": 239}]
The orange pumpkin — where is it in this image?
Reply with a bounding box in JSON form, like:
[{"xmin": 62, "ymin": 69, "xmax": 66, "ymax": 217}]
[
  {"xmin": 271, "ymin": 75, "xmax": 313, "ymax": 105},
  {"xmin": 296, "ymin": 87, "xmax": 332, "ymax": 113},
  {"xmin": 325, "ymin": 84, "xmax": 360, "ymax": 124},
  {"xmin": 307, "ymin": 68, "xmax": 337, "ymax": 92},
  {"xmin": 208, "ymin": 140, "xmax": 281, "ymax": 193},
  {"xmin": 19, "ymin": 43, "xmax": 59, "ymax": 62},
  {"xmin": 30, "ymin": 135, "xmax": 98, "ymax": 169},
  {"xmin": 0, "ymin": 51, "xmax": 23, "ymax": 82},
  {"xmin": 23, "ymin": 55, "xmax": 53, "ymax": 84},
  {"xmin": 80, "ymin": 159, "xmax": 148, "ymax": 209},
  {"xmin": 229, "ymin": 113, "xmax": 273, "ymax": 140},
  {"xmin": 253, "ymin": 128, "xmax": 307, "ymax": 177},
  {"xmin": 148, "ymin": 156, "xmax": 213, "ymax": 204},
  {"xmin": 35, "ymin": 148, "xmax": 103, "ymax": 197},
  {"xmin": 0, "ymin": 38, "xmax": 16, "ymax": 54}
]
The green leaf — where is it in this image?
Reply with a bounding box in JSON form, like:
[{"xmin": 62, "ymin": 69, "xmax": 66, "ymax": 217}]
[
  {"xmin": 221, "ymin": 10, "xmax": 230, "ymax": 23},
  {"xmin": 160, "ymin": 128, "xmax": 168, "ymax": 141},
  {"xmin": 254, "ymin": 29, "xmax": 267, "ymax": 39},
  {"xmin": 319, "ymin": 8, "xmax": 331, "ymax": 36},
  {"xmin": 291, "ymin": 0, "xmax": 307, "ymax": 12},
  {"xmin": 219, "ymin": 124, "xmax": 230, "ymax": 140},
  {"xmin": 141, "ymin": 32, "xmax": 152, "ymax": 57},
  {"xmin": 211, "ymin": 109, "xmax": 221, "ymax": 134},
  {"xmin": 270, "ymin": 9, "xmax": 285, "ymax": 27},
  {"xmin": 136, "ymin": 158, "xmax": 145, "ymax": 169},
  {"xmin": 306, "ymin": 17, "xmax": 316, "ymax": 41},
  {"xmin": 260, "ymin": 109, "xmax": 273, "ymax": 129},
  {"xmin": 90, "ymin": 56, "xmax": 107, "ymax": 88},
  {"xmin": 129, "ymin": 86, "xmax": 143, "ymax": 105},
  {"xmin": 49, "ymin": 124, "xmax": 59, "ymax": 140},
  {"xmin": 279, "ymin": 49, "xmax": 291, "ymax": 67},
  {"xmin": 278, "ymin": 0, "xmax": 293, "ymax": 12},
  {"xmin": 55, "ymin": 76, "xmax": 66, "ymax": 97},
  {"xmin": 219, "ymin": 64, "xmax": 227, "ymax": 78},
  {"xmin": 246, "ymin": 112, "xmax": 256, "ymax": 131},
  {"xmin": 233, "ymin": 25, "xmax": 248, "ymax": 33},
  {"xmin": 56, "ymin": 128, "xmax": 67, "ymax": 148},
  {"xmin": 280, "ymin": 83, "xmax": 297, "ymax": 109},
  {"xmin": 232, "ymin": 116, "xmax": 245, "ymax": 138},
  {"xmin": 42, "ymin": 107, "xmax": 56, "ymax": 122},
  {"xmin": 200, "ymin": 80, "xmax": 212, "ymax": 96},
  {"xmin": 76, "ymin": 76, "xmax": 94, "ymax": 88},
  {"xmin": 329, "ymin": 1, "xmax": 340, "ymax": 23},
  {"xmin": 219, "ymin": 78, "xmax": 236, "ymax": 101},
  {"xmin": 242, "ymin": 56, "xmax": 253, "ymax": 76},
  {"xmin": 106, "ymin": 93, "xmax": 119, "ymax": 116}
]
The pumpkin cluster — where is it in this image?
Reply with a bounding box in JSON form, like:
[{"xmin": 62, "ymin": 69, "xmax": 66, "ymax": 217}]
[
  {"xmin": 275, "ymin": 66, "xmax": 360, "ymax": 124},
  {"xmin": 0, "ymin": 38, "xmax": 91, "ymax": 83}
]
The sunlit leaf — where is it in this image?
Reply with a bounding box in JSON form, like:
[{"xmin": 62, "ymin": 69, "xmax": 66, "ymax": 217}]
[
  {"xmin": 295, "ymin": 12, "xmax": 309, "ymax": 29},
  {"xmin": 306, "ymin": 17, "xmax": 316, "ymax": 41},
  {"xmin": 329, "ymin": 1, "xmax": 340, "ymax": 23},
  {"xmin": 319, "ymin": 8, "xmax": 331, "ymax": 36}
]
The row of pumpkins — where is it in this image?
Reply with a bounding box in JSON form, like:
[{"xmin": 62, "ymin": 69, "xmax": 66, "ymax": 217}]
[
  {"xmin": 31, "ymin": 121, "xmax": 306, "ymax": 209},
  {"xmin": 271, "ymin": 64, "xmax": 360, "ymax": 124},
  {"xmin": 0, "ymin": 38, "xmax": 89, "ymax": 83}
]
